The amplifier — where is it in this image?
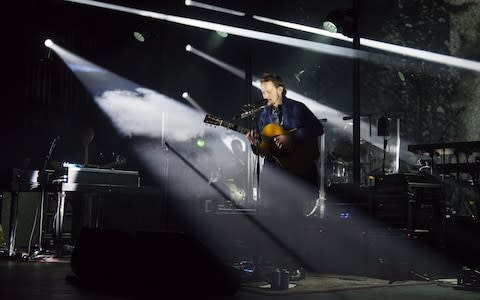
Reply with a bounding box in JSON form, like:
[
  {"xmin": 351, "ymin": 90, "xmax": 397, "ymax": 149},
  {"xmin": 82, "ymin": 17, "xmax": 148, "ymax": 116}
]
[{"xmin": 372, "ymin": 173, "xmax": 442, "ymax": 232}]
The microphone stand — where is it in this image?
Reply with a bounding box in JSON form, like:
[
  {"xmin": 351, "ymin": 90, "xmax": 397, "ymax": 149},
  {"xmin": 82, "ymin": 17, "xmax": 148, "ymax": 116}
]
[
  {"xmin": 247, "ymin": 112, "xmax": 267, "ymax": 282},
  {"xmin": 231, "ymin": 102, "xmax": 269, "ymax": 280},
  {"xmin": 230, "ymin": 102, "xmax": 266, "ymax": 280}
]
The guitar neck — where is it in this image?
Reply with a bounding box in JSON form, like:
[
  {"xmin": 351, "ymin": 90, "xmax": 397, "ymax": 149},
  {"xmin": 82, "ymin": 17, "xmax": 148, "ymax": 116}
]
[{"xmin": 217, "ymin": 120, "xmax": 250, "ymax": 135}]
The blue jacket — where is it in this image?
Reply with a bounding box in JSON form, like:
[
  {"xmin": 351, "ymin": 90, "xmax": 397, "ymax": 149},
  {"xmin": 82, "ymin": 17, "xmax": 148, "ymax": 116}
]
[{"xmin": 258, "ymin": 97, "xmax": 324, "ymax": 143}]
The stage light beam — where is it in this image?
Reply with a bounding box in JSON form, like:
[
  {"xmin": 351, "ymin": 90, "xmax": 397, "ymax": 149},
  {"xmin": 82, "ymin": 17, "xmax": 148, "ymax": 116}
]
[
  {"xmin": 253, "ymin": 15, "xmax": 480, "ymax": 73},
  {"xmin": 64, "ymin": 0, "xmax": 363, "ymax": 60},
  {"xmin": 64, "ymin": 0, "xmax": 480, "ymax": 72},
  {"xmin": 184, "ymin": 0, "xmax": 245, "ymax": 17},
  {"xmin": 185, "ymin": 44, "xmax": 245, "ymax": 79},
  {"xmin": 181, "ymin": 91, "xmax": 205, "ymax": 112}
]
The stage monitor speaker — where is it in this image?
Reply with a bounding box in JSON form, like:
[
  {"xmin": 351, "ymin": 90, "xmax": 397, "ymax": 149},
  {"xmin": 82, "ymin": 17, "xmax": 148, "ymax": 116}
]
[
  {"xmin": 70, "ymin": 228, "xmax": 241, "ymax": 296},
  {"xmin": 377, "ymin": 116, "xmax": 390, "ymax": 136},
  {"xmin": 1, "ymin": 192, "xmax": 42, "ymax": 250}
]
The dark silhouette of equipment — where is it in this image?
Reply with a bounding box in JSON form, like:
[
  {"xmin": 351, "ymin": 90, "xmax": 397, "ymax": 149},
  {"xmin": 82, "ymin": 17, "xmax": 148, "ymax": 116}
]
[{"xmin": 70, "ymin": 228, "xmax": 241, "ymax": 296}]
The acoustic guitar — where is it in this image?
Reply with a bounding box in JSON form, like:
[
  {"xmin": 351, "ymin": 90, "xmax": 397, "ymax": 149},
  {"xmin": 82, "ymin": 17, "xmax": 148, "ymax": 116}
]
[{"xmin": 204, "ymin": 114, "xmax": 319, "ymax": 175}]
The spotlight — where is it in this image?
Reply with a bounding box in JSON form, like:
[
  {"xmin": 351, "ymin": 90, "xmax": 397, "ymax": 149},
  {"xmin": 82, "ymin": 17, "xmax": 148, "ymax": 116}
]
[
  {"xmin": 216, "ymin": 31, "xmax": 228, "ymax": 38},
  {"xmin": 44, "ymin": 39, "xmax": 53, "ymax": 47},
  {"xmin": 323, "ymin": 10, "xmax": 342, "ymax": 32},
  {"xmin": 185, "ymin": 44, "xmax": 192, "ymax": 51},
  {"xmin": 182, "ymin": 92, "xmax": 189, "ymax": 98},
  {"xmin": 133, "ymin": 24, "xmax": 152, "ymax": 42},
  {"xmin": 323, "ymin": 10, "xmax": 353, "ymax": 37},
  {"xmin": 196, "ymin": 138, "xmax": 205, "ymax": 148},
  {"xmin": 323, "ymin": 22, "xmax": 337, "ymax": 33},
  {"xmin": 185, "ymin": 0, "xmax": 192, "ymax": 5},
  {"xmin": 133, "ymin": 32, "xmax": 145, "ymax": 42},
  {"xmin": 322, "ymin": 21, "xmax": 337, "ymax": 33}
]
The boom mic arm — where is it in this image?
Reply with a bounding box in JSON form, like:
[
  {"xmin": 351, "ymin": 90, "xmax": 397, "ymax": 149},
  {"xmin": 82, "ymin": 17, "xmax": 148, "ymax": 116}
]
[
  {"xmin": 232, "ymin": 105, "xmax": 266, "ymax": 120},
  {"xmin": 232, "ymin": 99, "xmax": 267, "ymax": 121}
]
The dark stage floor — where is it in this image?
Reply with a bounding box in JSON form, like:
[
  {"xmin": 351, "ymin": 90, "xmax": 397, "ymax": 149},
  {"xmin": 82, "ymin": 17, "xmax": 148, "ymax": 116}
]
[
  {"xmin": 2, "ymin": 186, "xmax": 480, "ymax": 299},
  {"xmin": 1, "ymin": 256, "xmax": 480, "ymax": 300}
]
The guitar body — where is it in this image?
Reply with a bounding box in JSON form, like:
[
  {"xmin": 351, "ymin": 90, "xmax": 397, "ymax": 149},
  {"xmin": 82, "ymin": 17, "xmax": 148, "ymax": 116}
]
[{"xmin": 257, "ymin": 123, "xmax": 319, "ymax": 175}]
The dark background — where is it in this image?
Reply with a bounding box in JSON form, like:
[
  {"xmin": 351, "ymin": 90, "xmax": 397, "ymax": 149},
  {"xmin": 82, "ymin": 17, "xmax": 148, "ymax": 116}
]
[{"xmin": 2, "ymin": 0, "xmax": 480, "ymax": 184}]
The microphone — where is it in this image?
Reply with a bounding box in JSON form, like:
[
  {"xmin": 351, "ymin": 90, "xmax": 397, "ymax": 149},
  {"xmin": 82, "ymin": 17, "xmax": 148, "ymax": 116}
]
[{"xmin": 233, "ymin": 103, "xmax": 267, "ymax": 120}]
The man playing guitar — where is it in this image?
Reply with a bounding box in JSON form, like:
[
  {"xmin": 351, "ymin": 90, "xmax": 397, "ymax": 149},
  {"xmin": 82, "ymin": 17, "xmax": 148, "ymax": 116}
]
[
  {"xmin": 246, "ymin": 73, "xmax": 324, "ymax": 199},
  {"xmin": 245, "ymin": 73, "xmax": 324, "ymax": 280}
]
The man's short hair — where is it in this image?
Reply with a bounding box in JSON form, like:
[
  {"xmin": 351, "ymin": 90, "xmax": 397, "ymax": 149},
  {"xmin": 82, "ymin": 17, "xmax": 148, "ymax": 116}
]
[{"xmin": 260, "ymin": 73, "xmax": 287, "ymax": 97}]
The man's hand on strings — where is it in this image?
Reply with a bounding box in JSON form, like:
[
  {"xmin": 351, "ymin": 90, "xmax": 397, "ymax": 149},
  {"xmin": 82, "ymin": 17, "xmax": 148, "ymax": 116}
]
[
  {"xmin": 246, "ymin": 130, "xmax": 259, "ymax": 145},
  {"xmin": 274, "ymin": 134, "xmax": 291, "ymax": 150}
]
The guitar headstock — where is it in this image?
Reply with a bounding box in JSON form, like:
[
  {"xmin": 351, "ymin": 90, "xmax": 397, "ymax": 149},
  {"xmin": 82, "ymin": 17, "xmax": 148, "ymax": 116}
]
[
  {"xmin": 203, "ymin": 114, "xmax": 223, "ymax": 127},
  {"xmin": 203, "ymin": 114, "xmax": 241, "ymax": 133}
]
